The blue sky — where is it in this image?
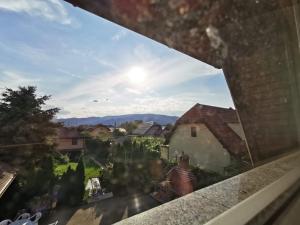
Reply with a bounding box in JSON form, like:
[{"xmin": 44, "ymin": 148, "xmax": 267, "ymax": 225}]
[{"xmin": 0, "ymin": 0, "xmax": 234, "ymax": 118}]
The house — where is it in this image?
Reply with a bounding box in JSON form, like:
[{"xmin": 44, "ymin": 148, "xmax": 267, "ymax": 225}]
[
  {"xmin": 86, "ymin": 124, "xmax": 112, "ymax": 140},
  {"xmin": 166, "ymin": 104, "xmax": 247, "ymax": 173},
  {"xmin": 132, "ymin": 121, "xmax": 162, "ymax": 137},
  {"xmin": 56, "ymin": 127, "xmax": 85, "ymax": 153}
]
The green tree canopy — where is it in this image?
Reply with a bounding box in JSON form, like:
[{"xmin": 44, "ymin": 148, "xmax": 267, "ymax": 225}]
[
  {"xmin": 0, "ymin": 86, "xmax": 59, "ymax": 156},
  {"xmin": 74, "ymin": 156, "xmax": 85, "ymax": 204}
]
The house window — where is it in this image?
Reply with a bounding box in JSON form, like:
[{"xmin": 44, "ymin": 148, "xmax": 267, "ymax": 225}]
[
  {"xmin": 72, "ymin": 138, "xmax": 78, "ymax": 145},
  {"xmin": 191, "ymin": 127, "xmax": 197, "ymax": 137}
]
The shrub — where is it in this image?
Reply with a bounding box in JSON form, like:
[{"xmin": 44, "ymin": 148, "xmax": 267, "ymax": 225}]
[
  {"xmin": 191, "ymin": 167, "xmax": 224, "ymax": 189},
  {"xmin": 58, "ymin": 157, "xmax": 86, "ymax": 206}
]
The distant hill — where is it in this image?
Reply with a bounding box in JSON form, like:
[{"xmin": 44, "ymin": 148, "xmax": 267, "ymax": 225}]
[{"xmin": 57, "ymin": 114, "xmax": 178, "ymax": 127}]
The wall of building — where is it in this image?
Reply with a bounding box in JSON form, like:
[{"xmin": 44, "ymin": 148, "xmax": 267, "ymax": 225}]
[
  {"xmin": 222, "ymin": 7, "xmax": 300, "ymax": 162},
  {"xmin": 56, "ymin": 138, "xmax": 84, "ymax": 151},
  {"xmin": 169, "ymin": 123, "xmax": 231, "ymax": 173}
]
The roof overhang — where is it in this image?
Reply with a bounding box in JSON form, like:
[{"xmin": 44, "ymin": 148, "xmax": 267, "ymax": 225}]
[
  {"xmin": 0, "ymin": 163, "xmax": 16, "ymax": 198},
  {"xmin": 63, "ymin": 0, "xmax": 294, "ymax": 69}
]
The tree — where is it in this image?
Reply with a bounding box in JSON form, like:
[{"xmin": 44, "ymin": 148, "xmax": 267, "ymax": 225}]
[
  {"xmin": 85, "ymin": 138, "xmax": 110, "ymax": 161},
  {"xmin": 58, "ymin": 166, "xmax": 74, "ymax": 206},
  {"xmin": 74, "ymin": 156, "xmax": 85, "ymax": 204},
  {"xmin": 58, "ymin": 157, "xmax": 85, "ymax": 206},
  {"xmin": 106, "ymin": 137, "xmax": 164, "ymax": 195},
  {"xmin": 36, "ymin": 155, "xmax": 56, "ymax": 194},
  {"xmin": 0, "ymin": 86, "xmax": 59, "ymax": 162},
  {"xmin": 0, "ymin": 87, "xmax": 60, "ymax": 218}
]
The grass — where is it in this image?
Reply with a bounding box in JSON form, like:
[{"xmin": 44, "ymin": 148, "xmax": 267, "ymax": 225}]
[
  {"xmin": 54, "ymin": 162, "xmax": 77, "ymax": 176},
  {"xmin": 54, "ymin": 156, "xmax": 102, "ymax": 184}
]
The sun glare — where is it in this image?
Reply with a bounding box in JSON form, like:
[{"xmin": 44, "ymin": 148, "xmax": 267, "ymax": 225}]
[{"xmin": 127, "ymin": 67, "xmax": 147, "ymax": 85}]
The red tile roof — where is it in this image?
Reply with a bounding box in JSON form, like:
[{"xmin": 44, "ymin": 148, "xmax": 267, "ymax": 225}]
[
  {"xmin": 167, "ymin": 104, "xmax": 247, "ymax": 156},
  {"xmin": 57, "ymin": 127, "xmax": 83, "ymax": 139},
  {"xmin": 176, "ymin": 104, "xmax": 238, "ymax": 125}
]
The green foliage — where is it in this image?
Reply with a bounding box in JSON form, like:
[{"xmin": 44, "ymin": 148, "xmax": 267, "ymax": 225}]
[
  {"xmin": 0, "ymin": 86, "xmax": 59, "ymax": 167},
  {"xmin": 112, "ymin": 128, "xmax": 125, "ymax": 138},
  {"xmin": 53, "ymin": 153, "xmax": 70, "ymax": 164},
  {"xmin": 102, "ymin": 137, "xmax": 164, "ymax": 195},
  {"xmin": 113, "ymin": 137, "xmax": 163, "ymax": 163},
  {"xmin": 191, "ymin": 167, "xmax": 224, "ymax": 189},
  {"xmin": 18, "ymin": 156, "xmax": 56, "ymax": 198},
  {"xmin": 36, "ymin": 155, "xmax": 56, "ymax": 194},
  {"xmin": 132, "ymin": 136, "xmax": 164, "ymax": 153},
  {"xmin": 0, "ymin": 155, "xmax": 57, "ymax": 220},
  {"xmin": 57, "ymin": 156, "xmax": 102, "ymax": 206},
  {"xmin": 85, "ymin": 138, "xmax": 110, "ymax": 161},
  {"xmin": 0, "ymin": 87, "xmax": 59, "ymax": 218},
  {"xmin": 0, "ymin": 86, "xmax": 59, "ymax": 147},
  {"xmin": 58, "ymin": 166, "xmax": 75, "ymax": 206},
  {"xmin": 74, "ymin": 157, "xmax": 85, "ymax": 204},
  {"xmin": 54, "ymin": 162, "xmax": 78, "ymax": 177},
  {"xmin": 100, "ymin": 161, "xmax": 153, "ymax": 196},
  {"xmin": 224, "ymin": 157, "xmax": 251, "ymax": 177},
  {"xmin": 54, "ymin": 157, "xmax": 101, "ymax": 183},
  {"xmin": 119, "ymin": 120, "xmax": 142, "ymax": 134},
  {"xmin": 82, "ymin": 130, "xmax": 112, "ymax": 141}
]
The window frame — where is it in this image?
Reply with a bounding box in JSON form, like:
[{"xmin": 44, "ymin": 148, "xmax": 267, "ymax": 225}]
[{"xmin": 191, "ymin": 126, "xmax": 197, "ymax": 137}]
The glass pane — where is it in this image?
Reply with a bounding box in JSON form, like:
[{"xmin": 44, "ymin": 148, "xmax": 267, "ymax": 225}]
[{"xmin": 3, "ymin": 0, "xmax": 298, "ymax": 224}]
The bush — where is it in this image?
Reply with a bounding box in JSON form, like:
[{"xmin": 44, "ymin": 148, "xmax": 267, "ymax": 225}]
[
  {"xmin": 101, "ymin": 137, "xmax": 166, "ymax": 195},
  {"xmin": 58, "ymin": 157, "xmax": 85, "ymax": 206},
  {"xmin": 191, "ymin": 167, "xmax": 224, "ymax": 189},
  {"xmin": 53, "ymin": 153, "xmax": 70, "ymax": 164},
  {"xmin": 86, "ymin": 138, "xmax": 110, "ymax": 160}
]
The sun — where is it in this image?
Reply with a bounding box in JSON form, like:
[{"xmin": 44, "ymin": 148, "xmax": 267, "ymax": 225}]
[{"xmin": 127, "ymin": 66, "xmax": 147, "ymax": 85}]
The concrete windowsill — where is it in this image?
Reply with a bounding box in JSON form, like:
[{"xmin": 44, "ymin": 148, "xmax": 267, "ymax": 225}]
[{"xmin": 115, "ymin": 150, "xmax": 300, "ymax": 225}]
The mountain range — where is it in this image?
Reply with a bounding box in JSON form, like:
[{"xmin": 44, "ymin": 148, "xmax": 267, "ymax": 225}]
[{"xmin": 57, "ymin": 114, "xmax": 178, "ymax": 127}]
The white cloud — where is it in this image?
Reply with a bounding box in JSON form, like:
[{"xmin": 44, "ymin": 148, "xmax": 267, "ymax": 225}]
[
  {"xmin": 48, "ymin": 44, "xmax": 229, "ymax": 117},
  {"xmin": 0, "ymin": 0, "xmax": 72, "ymax": 24},
  {"xmin": 0, "ymin": 43, "xmax": 231, "ymax": 118},
  {"xmin": 0, "ymin": 70, "xmax": 37, "ymax": 89},
  {"xmin": 57, "ymin": 68, "xmax": 82, "ymax": 79},
  {"xmin": 112, "ymin": 30, "xmax": 128, "ymax": 41}
]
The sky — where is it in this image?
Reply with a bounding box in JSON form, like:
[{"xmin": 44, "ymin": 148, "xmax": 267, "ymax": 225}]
[{"xmin": 0, "ymin": 0, "xmax": 234, "ymax": 118}]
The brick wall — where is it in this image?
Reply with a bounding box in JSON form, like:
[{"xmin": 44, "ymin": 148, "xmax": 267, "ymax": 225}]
[{"xmin": 222, "ymin": 7, "xmax": 299, "ymax": 162}]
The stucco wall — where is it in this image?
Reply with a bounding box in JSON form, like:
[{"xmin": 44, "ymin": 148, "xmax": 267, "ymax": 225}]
[
  {"xmin": 227, "ymin": 123, "xmax": 246, "ymax": 140},
  {"xmin": 169, "ymin": 123, "xmax": 231, "ymax": 173},
  {"xmin": 57, "ymin": 138, "xmax": 84, "ymax": 151}
]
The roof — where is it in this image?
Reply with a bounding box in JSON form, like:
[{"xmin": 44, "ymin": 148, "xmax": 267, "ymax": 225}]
[
  {"xmin": 87, "ymin": 124, "xmax": 110, "ymax": 132},
  {"xmin": 176, "ymin": 104, "xmax": 238, "ymax": 125},
  {"xmin": 132, "ymin": 122, "xmax": 154, "ymax": 135},
  {"xmin": 0, "ymin": 162, "xmax": 16, "ymax": 198},
  {"xmin": 57, "ymin": 127, "xmax": 83, "ymax": 139},
  {"xmin": 167, "ymin": 104, "xmax": 247, "ymax": 156},
  {"xmin": 132, "ymin": 122, "xmax": 159, "ymax": 135},
  {"xmin": 63, "ymin": 1, "xmax": 283, "ymax": 68}
]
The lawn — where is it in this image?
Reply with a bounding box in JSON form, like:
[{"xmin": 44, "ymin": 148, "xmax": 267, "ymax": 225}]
[
  {"xmin": 54, "ymin": 157, "xmax": 102, "ymax": 184},
  {"xmin": 54, "ymin": 162, "xmax": 78, "ymax": 177}
]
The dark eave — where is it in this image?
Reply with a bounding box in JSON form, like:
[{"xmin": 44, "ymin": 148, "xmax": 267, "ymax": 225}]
[{"xmin": 63, "ymin": 0, "xmax": 293, "ymax": 69}]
